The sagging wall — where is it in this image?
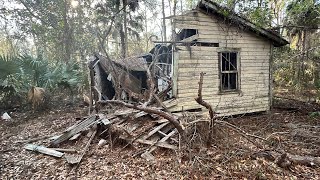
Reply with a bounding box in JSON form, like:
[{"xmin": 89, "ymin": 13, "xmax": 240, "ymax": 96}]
[{"xmin": 170, "ymin": 10, "xmax": 272, "ymax": 116}]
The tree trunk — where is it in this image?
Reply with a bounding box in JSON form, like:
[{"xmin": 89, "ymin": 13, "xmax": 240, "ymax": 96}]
[
  {"xmin": 123, "ymin": 0, "xmax": 128, "ymax": 58},
  {"xmin": 162, "ymin": 0, "xmax": 167, "ymax": 42},
  {"xmin": 63, "ymin": 0, "xmax": 72, "ymax": 64}
]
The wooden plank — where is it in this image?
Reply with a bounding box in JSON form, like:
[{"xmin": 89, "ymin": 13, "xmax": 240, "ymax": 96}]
[
  {"xmin": 69, "ymin": 133, "xmax": 81, "ymax": 141},
  {"xmin": 172, "ymin": 15, "xmax": 219, "ymax": 23},
  {"xmin": 177, "ymin": 56, "xmax": 270, "ymax": 62},
  {"xmin": 135, "ymin": 139, "xmax": 177, "ymax": 150},
  {"xmin": 169, "ymin": 102, "xmax": 269, "ymax": 115},
  {"xmin": 114, "ymin": 109, "xmax": 140, "ymax": 116},
  {"xmin": 24, "ymin": 144, "xmax": 64, "ymax": 158},
  {"xmin": 101, "ymin": 118, "xmax": 111, "ymax": 125},
  {"xmin": 15, "ymin": 133, "xmax": 58, "ymax": 143},
  {"xmin": 178, "ymin": 97, "xmax": 270, "ymax": 108},
  {"xmin": 162, "ymin": 99, "xmax": 178, "ymax": 108},
  {"xmin": 172, "ymin": 51, "xmax": 179, "ymax": 97},
  {"xmin": 133, "ymin": 111, "xmax": 148, "ymax": 119},
  {"xmin": 177, "ymin": 46, "xmax": 270, "ymax": 54},
  {"xmin": 177, "ymin": 67, "xmax": 270, "ymax": 73},
  {"xmin": 51, "ymin": 115, "xmax": 97, "ymax": 146},
  {"xmin": 143, "ymin": 122, "xmax": 170, "ymax": 140},
  {"xmin": 148, "ymin": 129, "xmax": 178, "ymax": 153},
  {"xmin": 153, "ymin": 119, "xmax": 169, "ymax": 123},
  {"xmin": 180, "ymin": 34, "xmax": 199, "ymax": 42},
  {"xmin": 65, "ymin": 127, "xmax": 97, "ymax": 164},
  {"xmin": 51, "ymin": 148, "xmax": 77, "ymax": 153}
]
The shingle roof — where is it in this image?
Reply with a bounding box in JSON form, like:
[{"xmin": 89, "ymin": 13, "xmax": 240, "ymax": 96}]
[
  {"xmin": 113, "ymin": 56, "xmax": 148, "ymax": 71},
  {"xmin": 96, "ymin": 54, "xmax": 148, "ymax": 72}
]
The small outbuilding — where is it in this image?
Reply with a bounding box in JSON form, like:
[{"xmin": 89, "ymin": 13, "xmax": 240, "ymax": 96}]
[
  {"xmin": 91, "ymin": 0, "xmax": 289, "ymax": 116},
  {"xmin": 165, "ymin": 0, "xmax": 289, "ymax": 115}
]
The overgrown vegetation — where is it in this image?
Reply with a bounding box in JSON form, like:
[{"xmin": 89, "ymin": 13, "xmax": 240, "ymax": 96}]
[
  {"xmin": 0, "ymin": 54, "xmax": 87, "ymax": 109},
  {"xmin": 0, "ymin": 0, "xmax": 319, "ymax": 105}
]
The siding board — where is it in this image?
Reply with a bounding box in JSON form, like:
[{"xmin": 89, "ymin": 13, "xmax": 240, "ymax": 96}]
[{"xmin": 171, "ymin": 10, "xmax": 271, "ymax": 116}]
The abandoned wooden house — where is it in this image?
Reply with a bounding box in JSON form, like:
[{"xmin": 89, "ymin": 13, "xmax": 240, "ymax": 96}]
[{"xmin": 91, "ymin": 0, "xmax": 289, "ymax": 116}]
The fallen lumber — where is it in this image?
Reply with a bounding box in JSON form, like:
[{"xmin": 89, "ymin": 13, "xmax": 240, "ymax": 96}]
[
  {"xmin": 65, "ymin": 126, "xmax": 97, "ymax": 164},
  {"xmin": 51, "ymin": 148, "xmax": 77, "ymax": 153},
  {"xmin": 148, "ymin": 129, "xmax": 177, "ymax": 153},
  {"xmin": 15, "ymin": 134, "xmax": 57, "ymax": 143},
  {"xmin": 98, "ymin": 100, "xmax": 185, "ymax": 136},
  {"xmin": 51, "ymin": 115, "xmax": 97, "ymax": 146},
  {"xmin": 135, "ymin": 138, "xmax": 177, "ymax": 150},
  {"xmin": 24, "ymin": 144, "xmax": 64, "ymax": 158},
  {"xmin": 143, "ymin": 122, "xmax": 170, "ymax": 140}
]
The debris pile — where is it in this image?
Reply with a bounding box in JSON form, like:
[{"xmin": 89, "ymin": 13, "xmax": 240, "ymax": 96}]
[{"xmin": 24, "ymin": 107, "xmax": 180, "ymax": 164}]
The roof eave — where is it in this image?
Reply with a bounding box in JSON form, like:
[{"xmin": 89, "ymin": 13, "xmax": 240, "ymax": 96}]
[{"xmin": 198, "ymin": 0, "xmax": 289, "ymax": 47}]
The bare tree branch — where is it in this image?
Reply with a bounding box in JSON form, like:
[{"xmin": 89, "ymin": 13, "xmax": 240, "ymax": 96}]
[{"xmin": 98, "ymin": 100, "xmax": 185, "ymax": 135}]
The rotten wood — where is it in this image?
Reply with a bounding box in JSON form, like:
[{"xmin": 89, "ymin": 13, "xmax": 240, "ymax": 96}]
[
  {"xmin": 51, "ymin": 148, "xmax": 77, "ymax": 153},
  {"xmin": 69, "ymin": 133, "xmax": 82, "ymax": 141},
  {"xmin": 51, "ymin": 115, "xmax": 97, "ymax": 146},
  {"xmin": 143, "ymin": 122, "xmax": 170, "ymax": 140},
  {"xmin": 135, "ymin": 138, "xmax": 177, "ymax": 150},
  {"xmin": 65, "ymin": 126, "xmax": 97, "ymax": 164},
  {"xmin": 98, "ymin": 100, "xmax": 185, "ymax": 136},
  {"xmin": 148, "ymin": 129, "xmax": 178, "ymax": 153},
  {"xmin": 15, "ymin": 133, "xmax": 57, "ymax": 143},
  {"xmin": 24, "ymin": 144, "xmax": 64, "ymax": 158}
]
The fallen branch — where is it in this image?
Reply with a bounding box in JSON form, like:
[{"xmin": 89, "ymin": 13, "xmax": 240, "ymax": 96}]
[
  {"xmin": 98, "ymin": 100, "xmax": 185, "ymax": 136},
  {"xmin": 252, "ymin": 150, "xmax": 320, "ymax": 168},
  {"xmin": 216, "ymin": 120, "xmax": 266, "ymax": 148}
]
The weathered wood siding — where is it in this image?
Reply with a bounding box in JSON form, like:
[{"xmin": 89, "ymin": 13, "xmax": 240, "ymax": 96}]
[{"xmin": 170, "ymin": 10, "xmax": 272, "ymax": 116}]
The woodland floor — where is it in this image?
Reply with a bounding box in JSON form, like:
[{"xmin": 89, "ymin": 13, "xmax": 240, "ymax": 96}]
[{"xmin": 1, "ymin": 99, "xmax": 320, "ymax": 179}]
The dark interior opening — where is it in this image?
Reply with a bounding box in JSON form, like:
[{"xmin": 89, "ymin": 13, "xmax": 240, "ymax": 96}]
[
  {"xmin": 221, "ymin": 73, "xmax": 237, "ymax": 90},
  {"xmin": 195, "ymin": 42, "xmax": 219, "ymax": 47},
  {"xmin": 98, "ymin": 65, "xmax": 115, "ymax": 100},
  {"xmin": 177, "ymin": 29, "xmax": 198, "ymax": 41},
  {"xmin": 221, "ymin": 52, "xmax": 238, "ymax": 91}
]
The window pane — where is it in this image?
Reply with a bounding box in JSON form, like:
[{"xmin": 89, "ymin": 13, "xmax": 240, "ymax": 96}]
[
  {"xmin": 230, "ymin": 52, "xmax": 237, "ymax": 70},
  {"xmin": 221, "ymin": 52, "xmax": 237, "ymax": 71},
  {"xmin": 221, "ymin": 73, "xmax": 228, "ymax": 90},
  {"xmin": 221, "ymin": 73, "xmax": 237, "ymax": 90},
  {"xmin": 221, "ymin": 53, "xmax": 228, "ymax": 71},
  {"xmin": 229, "ymin": 73, "xmax": 237, "ymax": 89}
]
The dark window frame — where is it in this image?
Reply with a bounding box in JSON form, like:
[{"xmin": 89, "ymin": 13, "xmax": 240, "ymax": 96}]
[{"xmin": 218, "ymin": 51, "xmax": 240, "ymax": 93}]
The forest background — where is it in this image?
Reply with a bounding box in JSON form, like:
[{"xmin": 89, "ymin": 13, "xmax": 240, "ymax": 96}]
[{"xmin": 0, "ymin": 0, "xmax": 319, "ymax": 109}]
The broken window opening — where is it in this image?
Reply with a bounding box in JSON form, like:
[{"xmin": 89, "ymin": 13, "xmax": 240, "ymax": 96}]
[
  {"xmin": 219, "ymin": 52, "xmax": 239, "ymax": 92},
  {"xmin": 177, "ymin": 29, "xmax": 198, "ymax": 41},
  {"xmin": 192, "ymin": 42, "xmax": 219, "ymax": 47}
]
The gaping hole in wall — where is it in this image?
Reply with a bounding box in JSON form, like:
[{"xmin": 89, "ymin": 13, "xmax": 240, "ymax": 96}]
[
  {"xmin": 147, "ymin": 44, "xmax": 173, "ymax": 93},
  {"xmin": 195, "ymin": 42, "xmax": 219, "ymax": 47},
  {"xmin": 97, "ymin": 65, "xmax": 115, "ymax": 100},
  {"xmin": 220, "ymin": 52, "xmax": 238, "ymax": 91},
  {"xmin": 177, "ymin": 29, "xmax": 198, "ymax": 40}
]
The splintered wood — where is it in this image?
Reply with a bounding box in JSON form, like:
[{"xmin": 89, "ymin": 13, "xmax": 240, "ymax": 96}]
[{"xmin": 23, "ymin": 107, "xmax": 179, "ymax": 164}]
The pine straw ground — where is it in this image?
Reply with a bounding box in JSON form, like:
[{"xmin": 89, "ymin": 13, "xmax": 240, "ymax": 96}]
[{"xmin": 0, "ymin": 100, "xmax": 319, "ymax": 179}]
